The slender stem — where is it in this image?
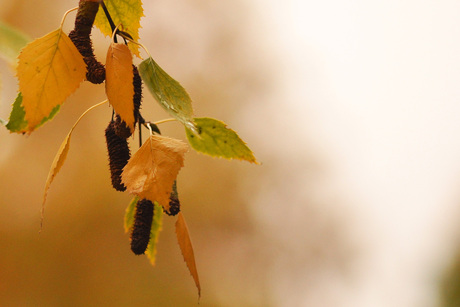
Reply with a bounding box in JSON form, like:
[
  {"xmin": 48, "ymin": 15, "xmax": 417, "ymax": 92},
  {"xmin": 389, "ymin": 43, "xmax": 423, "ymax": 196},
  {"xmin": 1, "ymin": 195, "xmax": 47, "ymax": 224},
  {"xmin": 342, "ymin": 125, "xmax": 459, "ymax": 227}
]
[
  {"xmin": 71, "ymin": 100, "xmax": 108, "ymax": 131},
  {"xmin": 141, "ymin": 122, "xmax": 161, "ymax": 134},
  {"xmin": 100, "ymin": 1, "xmax": 116, "ymax": 33},
  {"xmin": 117, "ymin": 34, "xmax": 152, "ymax": 59},
  {"xmin": 154, "ymin": 118, "xmax": 177, "ymax": 125},
  {"xmin": 60, "ymin": 7, "xmax": 79, "ymax": 29},
  {"xmin": 102, "ymin": 1, "xmax": 130, "ymax": 44},
  {"xmin": 146, "ymin": 123, "xmax": 153, "ymax": 136}
]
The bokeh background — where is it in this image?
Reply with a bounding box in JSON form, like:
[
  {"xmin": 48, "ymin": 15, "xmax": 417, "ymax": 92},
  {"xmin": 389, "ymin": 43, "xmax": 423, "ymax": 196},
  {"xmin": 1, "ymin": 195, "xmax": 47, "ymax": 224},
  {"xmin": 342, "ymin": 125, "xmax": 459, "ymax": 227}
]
[{"xmin": 1, "ymin": 0, "xmax": 460, "ymax": 306}]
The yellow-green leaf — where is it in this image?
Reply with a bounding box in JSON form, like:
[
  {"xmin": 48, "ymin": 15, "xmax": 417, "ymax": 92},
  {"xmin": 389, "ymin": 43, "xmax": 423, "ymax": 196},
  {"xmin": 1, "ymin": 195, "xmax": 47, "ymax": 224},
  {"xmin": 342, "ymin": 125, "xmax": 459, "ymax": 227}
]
[
  {"xmin": 105, "ymin": 42, "xmax": 135, "ymax": 132},
  {"xmin": 176, "ymin": 212, "xmax": 201, "ymax": 297},
  {"xmin": 17, "ymin": 29, "xmax": 86, "ymax": 132},
  {"xmin": 145, "ymin": 202, "xmax": 163, "ymax": 265},
  {"xmin": 0, "ymin": 20, "xmax": 31, "ymax": 66},
  {"xmin": 41, "ymin": 101, "xmax": 107, "ymax": 230},
  {"xmin": 139, "ymin": 57, "xmax": 197, "ymax": 132},
  {"xmin": 185, "ymin": 117, "xmax": 257, "ymax": 163},
  {"xmin": 94, "ymin": 0, "xmax": 144, "ymax": 57},
  {"xmin": 124, "ymin": 196, "xmax": 139, "ymax": 233}
]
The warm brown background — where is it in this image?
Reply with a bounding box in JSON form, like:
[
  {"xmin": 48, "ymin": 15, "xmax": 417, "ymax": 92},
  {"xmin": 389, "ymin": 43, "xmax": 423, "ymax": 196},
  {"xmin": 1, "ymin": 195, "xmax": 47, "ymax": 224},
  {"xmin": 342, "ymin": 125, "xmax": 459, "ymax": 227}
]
[{"xmin": 0, "ymin": 1, "xmax": 286, "ymax": 306}]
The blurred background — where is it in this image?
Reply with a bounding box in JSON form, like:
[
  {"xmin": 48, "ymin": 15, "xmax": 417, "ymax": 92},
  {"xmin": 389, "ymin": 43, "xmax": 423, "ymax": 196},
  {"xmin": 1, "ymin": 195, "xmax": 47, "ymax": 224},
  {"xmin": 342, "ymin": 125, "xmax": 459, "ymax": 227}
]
[{"xmin": 1, "ymin": 0, "xmax": 460, "ymax": 306}]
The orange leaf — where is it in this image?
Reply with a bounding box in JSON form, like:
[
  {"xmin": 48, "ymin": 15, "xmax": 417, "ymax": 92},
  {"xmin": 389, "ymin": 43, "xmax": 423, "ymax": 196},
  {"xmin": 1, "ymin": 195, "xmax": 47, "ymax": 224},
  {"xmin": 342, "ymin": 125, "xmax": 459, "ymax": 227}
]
[
  {"xmin": 176, "ymin": 212, "xmax": 201, "ymax": 297},
  {"xmin": 42, "ymin": 131, "xmax": 72, "ymax": 210},
  {"xmin": 105, "ymin": 43, "xmax": 135, "ymax": 131},
  {"xmin": 121, "ymin": 135, "xmax": 188, "ymax": 211},
  {"xmin": 17, "ymin": 29, "xmax": 86, "ymax": 131}
]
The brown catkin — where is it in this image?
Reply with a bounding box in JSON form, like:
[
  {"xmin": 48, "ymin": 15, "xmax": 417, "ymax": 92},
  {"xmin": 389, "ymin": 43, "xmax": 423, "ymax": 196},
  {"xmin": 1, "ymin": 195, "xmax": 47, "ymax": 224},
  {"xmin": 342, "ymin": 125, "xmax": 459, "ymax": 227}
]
[
  {"xmin": 105, "ymin": 121, "xmax": 130, "ymax": 191},
  {"xmin": 165, "ymin": 181, "xmax": 181, "ymax": 216},
  {"xmin": 131, "ymin": 199, "xmax": 154, "ymax": 255},
  {"xmin": 133, "ymin": 65, "xmax": 142, "ymax": 123},
  {"xmin": 69, "ymin": 0, "xmax": 105, "ymax": 84},
  {"xmin": 113, "ymin": 115, "xmax": 132, "ymax": 139}
]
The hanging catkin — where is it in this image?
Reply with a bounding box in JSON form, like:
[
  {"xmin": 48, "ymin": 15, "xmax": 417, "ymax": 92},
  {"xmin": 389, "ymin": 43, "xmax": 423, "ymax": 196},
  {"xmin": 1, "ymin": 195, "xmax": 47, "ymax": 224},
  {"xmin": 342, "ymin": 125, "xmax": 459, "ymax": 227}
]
[
  {"xmin": 105, "ymin": 120, "xmax": 130, "ymax": 191},
  {"xmin": 131, "ymin": 198, "xmax": 154, "ymax": 255}
]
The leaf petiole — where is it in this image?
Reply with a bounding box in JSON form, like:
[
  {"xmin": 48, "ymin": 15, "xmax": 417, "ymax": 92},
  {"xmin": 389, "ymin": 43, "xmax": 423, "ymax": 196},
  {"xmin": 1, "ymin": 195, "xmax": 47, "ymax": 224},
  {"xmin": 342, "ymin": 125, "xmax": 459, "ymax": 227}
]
[
  {"xmin": 154, "ymin": 118, "xmax": 177, "ymax": 126},
  {"xmin": 141, "ymin": 122, "xmax": 161, "ymax": 134},
  {"xmin": 59, "ymin": 7, "xmax": 78, "ymax": 29}
]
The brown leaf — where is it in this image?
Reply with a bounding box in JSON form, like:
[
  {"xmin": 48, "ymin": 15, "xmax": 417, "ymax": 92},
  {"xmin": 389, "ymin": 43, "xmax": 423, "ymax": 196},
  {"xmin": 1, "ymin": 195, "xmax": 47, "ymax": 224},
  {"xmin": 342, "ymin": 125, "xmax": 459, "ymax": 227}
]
[
  {"xmin": 105, "ymin": 43, "xmax": 135, "ymax": 132},
  {"xmin": 41, "ymin": 100, "xmax": 107, "ymax": 230},
  {"xmin": 121, "ymin": 135, "xmax": 188, "ymax": 211},
  {"xmin": 176, "ymin": 212, "xmax": 201, "ymax": 297}
]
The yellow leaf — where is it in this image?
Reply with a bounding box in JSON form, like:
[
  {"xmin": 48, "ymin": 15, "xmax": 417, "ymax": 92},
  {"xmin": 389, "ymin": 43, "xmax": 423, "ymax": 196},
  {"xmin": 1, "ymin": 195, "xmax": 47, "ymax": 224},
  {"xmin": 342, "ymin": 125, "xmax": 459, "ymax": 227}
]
[
  {"xmin": 17, "ymin": 29, "xmax": 86, "ymax": 131},
  {"xmin": 121, "ymin": 135, "xmax": 188, "ymax": 211},
  {"xmin": 124, "ymin": 196, "xmax": 139, "ymax": 233},
  {"xmin": 145, "ymin": 202, "xmax": 164, "ymax": 266},
  {"xmin": 42, "ymin": 131, "xmax": 72, "ymax": 211},
  {"xmin": 94, "ymin": 0, "xmax": 144, "ymax": 57},
  {"xmin": 176, "ymin": 212, "xmax": 201, "ymax": 297},
  {"xmin": 41, "ymin": 100, "xmax": 107, "ymax": 230},
  {"xmin": 105, "ymin": 43, "xmax": 135, "ymax": 132}
]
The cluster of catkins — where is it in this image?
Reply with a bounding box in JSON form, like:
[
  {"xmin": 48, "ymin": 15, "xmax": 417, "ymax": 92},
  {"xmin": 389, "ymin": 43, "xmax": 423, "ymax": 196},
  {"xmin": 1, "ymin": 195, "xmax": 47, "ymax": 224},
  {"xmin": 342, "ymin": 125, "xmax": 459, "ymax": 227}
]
[{"xmin": 69, "ymin": 0, "xmax": 180, "ymax": 255}]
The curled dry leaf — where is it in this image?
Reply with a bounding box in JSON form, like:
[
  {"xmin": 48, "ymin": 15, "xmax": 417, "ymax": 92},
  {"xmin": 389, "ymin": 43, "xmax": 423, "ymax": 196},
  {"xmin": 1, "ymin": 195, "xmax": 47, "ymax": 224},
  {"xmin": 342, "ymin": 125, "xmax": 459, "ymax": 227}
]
[
  {"xmin": 41, "ymin": 101, "xmax": 107, "ymax": 230},
  {"xmin": 105, "ymin": 43, "xmax": 135, "ymax": 132},
  {"xmin": 121, "ymin": 135, "xmax": 188, "ymax": 212},
  {"xmin": 176, "ymin": 212, "xmax": 201, "ymax": 297}
]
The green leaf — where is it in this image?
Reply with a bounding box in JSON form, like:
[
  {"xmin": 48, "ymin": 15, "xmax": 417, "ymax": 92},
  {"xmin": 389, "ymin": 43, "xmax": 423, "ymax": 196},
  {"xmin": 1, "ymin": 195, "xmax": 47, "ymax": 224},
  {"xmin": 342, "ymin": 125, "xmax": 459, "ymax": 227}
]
[
  {"xmin": 185, "ymin": 117, "xmax": 257, "ymax": 163},
  {"xmin": 94, "ymin": 0, "xmax": 144, "ymax": 57},
  {"xmin": 139, "ymin": 57, "xmax": 197, "ymax": 133},
  {"xmin": 145, "ymin": 202, "xmax": 163, "ymax": 266},
  {"xmin": 5, "ymin": 92, "xmax": 60, "ymax": 133},
  {"xmin": 124, "ymin": 196, "xmax": 139, "ymax": 233},
  {"xmin": 0, "ymin": 118, "xmax": 6, "ymax": 126},
  {"xmin": 5, "ymin": 93, "xmax": 27, "ymax": 132},
  {"xmin": 0, "ymin": 20, "xmax": 31, "ymax": 65}
]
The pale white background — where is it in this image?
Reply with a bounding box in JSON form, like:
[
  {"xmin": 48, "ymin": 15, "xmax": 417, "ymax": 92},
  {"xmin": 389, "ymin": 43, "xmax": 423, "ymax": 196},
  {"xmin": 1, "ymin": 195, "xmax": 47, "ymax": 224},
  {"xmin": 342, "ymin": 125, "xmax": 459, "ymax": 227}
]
[{"xmin": 243, "ymin": 1, "xmax": 460, "ymax": 306}]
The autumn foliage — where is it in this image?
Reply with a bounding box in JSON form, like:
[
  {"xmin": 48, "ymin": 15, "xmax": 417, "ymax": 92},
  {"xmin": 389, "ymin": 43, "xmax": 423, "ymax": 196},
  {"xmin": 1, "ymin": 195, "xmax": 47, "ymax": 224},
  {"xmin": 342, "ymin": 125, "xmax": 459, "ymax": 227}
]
[{"xmin": 0, "ymin": 0, "xmax": 257, "ymax": 298}]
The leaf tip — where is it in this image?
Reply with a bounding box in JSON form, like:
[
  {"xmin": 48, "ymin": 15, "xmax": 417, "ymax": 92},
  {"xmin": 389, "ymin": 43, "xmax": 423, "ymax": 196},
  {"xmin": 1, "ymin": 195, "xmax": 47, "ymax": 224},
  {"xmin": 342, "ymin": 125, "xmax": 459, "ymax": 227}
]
[{"xmin": 175, "ymin": 212, "xmax": 201, "ymax": 297}]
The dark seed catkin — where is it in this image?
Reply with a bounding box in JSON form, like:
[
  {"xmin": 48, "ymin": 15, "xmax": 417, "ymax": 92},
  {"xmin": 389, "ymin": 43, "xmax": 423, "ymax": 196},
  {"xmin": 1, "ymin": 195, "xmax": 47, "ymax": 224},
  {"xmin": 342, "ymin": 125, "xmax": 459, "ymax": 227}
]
[
  {"xmin": 105, "ymin": 121, "xmax": 130, "ymax": 191},
  {"xmin": 69, "ymin": 0, "xmax": 105, "ymax": 84},
  {"xmin": 131, "ymin": 198, "xmax": 154, "ymax": 255},
  {"xmin": 133, "ymin": 65, "xmax": 142, "ymax": 123},
  {"xmin": 165, "ymin": 181, "xmax": 181, "ymax": 216},
  {"xmin": 113, "ymin": 115, "xmax": 132, "ymax": 139}
]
